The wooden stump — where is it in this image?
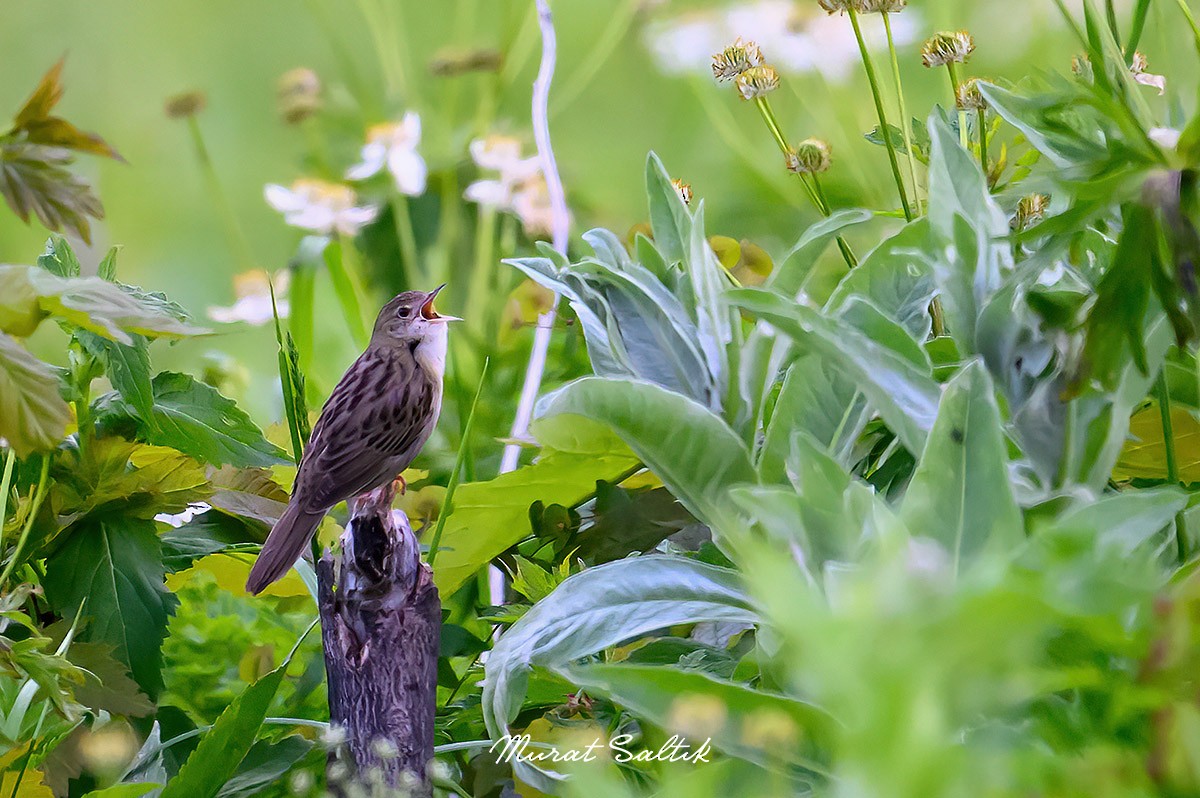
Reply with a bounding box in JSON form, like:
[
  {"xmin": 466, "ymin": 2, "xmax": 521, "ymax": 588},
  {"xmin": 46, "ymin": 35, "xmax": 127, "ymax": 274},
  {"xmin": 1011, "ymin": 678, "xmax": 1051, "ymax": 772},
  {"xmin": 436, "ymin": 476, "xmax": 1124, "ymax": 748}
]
[{"xmin": 317, "ymin": 487, "xmax": 440, "ymax": 796}]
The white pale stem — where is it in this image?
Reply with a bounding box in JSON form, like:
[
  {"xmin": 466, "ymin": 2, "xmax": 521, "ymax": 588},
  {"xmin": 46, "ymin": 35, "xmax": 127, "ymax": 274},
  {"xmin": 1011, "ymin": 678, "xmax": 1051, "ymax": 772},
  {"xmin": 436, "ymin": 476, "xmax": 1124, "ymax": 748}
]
[{"xmin": 493, "ymin": 0, "xmax": 570, "ymax": 605}]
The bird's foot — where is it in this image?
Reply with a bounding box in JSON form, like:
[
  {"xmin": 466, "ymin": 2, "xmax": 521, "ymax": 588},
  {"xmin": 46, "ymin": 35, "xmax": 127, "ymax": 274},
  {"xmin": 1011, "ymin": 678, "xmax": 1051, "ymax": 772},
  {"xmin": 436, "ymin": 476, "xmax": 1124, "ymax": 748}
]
[{"xmin": 393, "ymin": 474, "xmax": 407, "ymax": 496}]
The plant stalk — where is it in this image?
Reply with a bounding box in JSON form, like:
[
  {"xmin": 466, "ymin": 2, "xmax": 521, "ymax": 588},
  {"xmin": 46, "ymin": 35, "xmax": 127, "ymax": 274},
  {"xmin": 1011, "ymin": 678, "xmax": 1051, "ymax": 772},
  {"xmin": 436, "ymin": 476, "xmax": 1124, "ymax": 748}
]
[
  {"xmin": 0, "ymin": 456, "xmax": 50, "ymax": 588},
  {"xmin": 327, "ymin": 236, "xmax": 371, "ymax": 348},
  {"xmin": 391, "ymin": 194, "xmax": 422, "ymax": 287},
  {"xmin": 752, "ymin": 97, "xmax": 858, "ymax": 268},
  {"xmin": 0, "ymin": 449, "xmax": 15, "ymax": 557},
  {"xmin": 428, "ymin": 358, "xmax": 489, "ymax": 566},
  {"xmin": 848, "ymin": 8, "xmax": 913, "ymax": 222},
  {"xmin": 978, "ymin": 108, "xmax": 989, "ymax": 182},
  {"xmin": 883, "ymin": 12, "xmax": 922, "ymax": 215},
  {"xmin": 945, "ymin": 62, "xmax": 970, "ymax": 150},
  {"xmin": 1125, "ymin": 0, "xmax": 1152, "ymax": 60},
  {"xmin": 1156, "ymin": 371, "xmax": 1189, "ymax": 561}
]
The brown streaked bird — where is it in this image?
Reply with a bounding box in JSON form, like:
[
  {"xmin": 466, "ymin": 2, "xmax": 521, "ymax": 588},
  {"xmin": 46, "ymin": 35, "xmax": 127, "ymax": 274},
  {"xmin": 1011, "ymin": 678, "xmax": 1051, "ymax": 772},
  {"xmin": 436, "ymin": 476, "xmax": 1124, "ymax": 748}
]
[{"xmin": 245, "ymin": 285, "xmax": 457, "ymax": 594}]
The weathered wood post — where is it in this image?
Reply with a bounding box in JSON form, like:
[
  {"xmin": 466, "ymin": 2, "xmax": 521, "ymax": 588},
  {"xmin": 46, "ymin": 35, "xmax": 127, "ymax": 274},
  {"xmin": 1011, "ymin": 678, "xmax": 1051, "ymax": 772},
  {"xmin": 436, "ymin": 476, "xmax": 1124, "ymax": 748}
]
[{"xmin": 316, "ymin": 486, "xmax": 440, "ymax": 796}]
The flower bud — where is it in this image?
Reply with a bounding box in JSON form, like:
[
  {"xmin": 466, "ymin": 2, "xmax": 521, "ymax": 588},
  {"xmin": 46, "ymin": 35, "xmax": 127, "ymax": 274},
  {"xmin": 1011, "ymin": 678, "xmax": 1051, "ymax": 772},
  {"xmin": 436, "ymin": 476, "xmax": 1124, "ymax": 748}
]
[
  {"xmin": 711, "ymin": 38, "xmax": 764, "ymax": 83},
  {"xmin": 786, "ymin": 138, "xmax": 832, "ymax": 174},
  {"xmin": 921, "ymin": 31, "xmax": 975, "ymax": 68},
  {"xmin": 817, "ymin": 0, "xmax": 853, "ymax": 12},
  {"xmin": 955, "ymin": 77, "xmax": 988, "ymax": 111},
  {"xmin": 735, "ymin": 64, "xmax": 780, "ymax": 100},
  {"xmin": 277, "ymin": 68, "xmax": 322, "ymax": 125},
  {"xmin": 852, "ymin": 0, "xmax": 907, "ymax": 12},
  {"xmin": 1012, "ymin": 193, "xmax": 1049, "ymax": 231},
  {"xmin": 164, "ymin": 91, "xmax": 207, "ymax": 119}
]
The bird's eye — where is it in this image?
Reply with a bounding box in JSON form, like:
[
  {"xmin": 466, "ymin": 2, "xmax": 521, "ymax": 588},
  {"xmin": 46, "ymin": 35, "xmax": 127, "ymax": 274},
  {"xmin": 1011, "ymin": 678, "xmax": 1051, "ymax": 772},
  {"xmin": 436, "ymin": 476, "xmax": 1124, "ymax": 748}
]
[{"xmin": 396, "ymin": 306, "xmax": 412, "ymax": 319}]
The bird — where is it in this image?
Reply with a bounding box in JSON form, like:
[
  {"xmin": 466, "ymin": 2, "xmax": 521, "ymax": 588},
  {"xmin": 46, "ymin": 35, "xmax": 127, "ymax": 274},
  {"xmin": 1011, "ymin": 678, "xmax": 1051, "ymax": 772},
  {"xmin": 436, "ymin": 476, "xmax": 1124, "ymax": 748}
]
[{"xmin": 245, "ymin": 285, "xmax": 457, "ymax": 594}]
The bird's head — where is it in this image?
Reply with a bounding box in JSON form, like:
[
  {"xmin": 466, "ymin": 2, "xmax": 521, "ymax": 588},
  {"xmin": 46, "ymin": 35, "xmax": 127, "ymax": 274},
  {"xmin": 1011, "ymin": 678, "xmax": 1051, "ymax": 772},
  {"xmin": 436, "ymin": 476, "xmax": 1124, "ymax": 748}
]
[{"xmin": 372, "ymin": 285, "xmax": 459, "ymax": 346}]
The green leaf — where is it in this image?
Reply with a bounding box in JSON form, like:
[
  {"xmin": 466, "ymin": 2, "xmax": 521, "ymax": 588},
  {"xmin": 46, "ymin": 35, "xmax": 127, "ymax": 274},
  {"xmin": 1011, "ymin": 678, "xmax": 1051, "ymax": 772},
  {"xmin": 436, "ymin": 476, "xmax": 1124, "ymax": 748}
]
[
  {"xmin": 728, "ymin": 288, "xmax": 940, "ymax": 455},
  {"xmin": 563, "ymin": 662, "xmax": 833, "ymax": 777},
  {"xmin": 0, "ymin": 140, "xmax": 105, "ymax": 244},
  {"xmin": 924, "ymin": 115, "xmax": 1013, "ymax": 354},
  {"xmin": 102, "ymin": 372, "xmax": 288, "ymax": 468},
  {"xmin": 768, "ymin": 209, "xmax": 874, "ymax": 299},
  {"xmin": 81, "ymin": 785, "xmax": 159, "ymax": 798},
  {"xmin": 97, "ymin": 247, "xmax": 119, "ymax": 281},
  {"xmin": 78, "ymin": 332, "xmax": 155, "ymax": 428},
  {"xmin": 37, "ymin": 234, "xmax": 81, "ymax": 277},
  {"xmin": 431, "ymin": 424, "xmax": 639, "ymax": 596},
  {"xmin": 1052, "ymin": 488, "xmax": 1186, "ymax": 555},
  {"xmin": 645, "ymin": 151, "xmax": 692, "ymax": 264},
  {"xmin": 482, "ymin": 555, "xmax": 757, "ymax": 735},
  {"xmin": 42, "ymin": 516, "xmax": 177, "ymax": 699},
  {"xmin": 159, "ymin": 664, "xmax": 288, "ymax": 798},
  {"xmin": 759, "ymin": 355, "xmax": 866, "ymax": 474},
  {"xmin": 215, "ymin": 736, "xmax": 314, "ymax": 798},
  {"xmin": 534, "ymin": 377, "xmax": 757, "ymax": 544},
  {"xmin": 899, "ymin": 360, "xmax": 1022, "ymax": 572},
  {"xmin": 0, "ymin": 332, "xmax": 72, "ymax": 455},
  {"xmin": 0, "ymin": 263, "xmax": 205, "ymax": 344},
  {"xmin": 1073, "ymin": 204, "xmax": 1155, "ymax": 391},
  {"xmin": 826, "ymin": 218, "xmax": 936, "ymax": 340}
]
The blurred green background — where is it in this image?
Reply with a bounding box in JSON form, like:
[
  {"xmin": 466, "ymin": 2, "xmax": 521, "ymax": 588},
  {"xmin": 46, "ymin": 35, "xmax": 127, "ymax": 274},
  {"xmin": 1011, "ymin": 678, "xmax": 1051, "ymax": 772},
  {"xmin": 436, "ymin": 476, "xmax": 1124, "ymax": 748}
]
[{"xmin": 0, "ymin": 0, "xmax": 1194, "ymax": 424}]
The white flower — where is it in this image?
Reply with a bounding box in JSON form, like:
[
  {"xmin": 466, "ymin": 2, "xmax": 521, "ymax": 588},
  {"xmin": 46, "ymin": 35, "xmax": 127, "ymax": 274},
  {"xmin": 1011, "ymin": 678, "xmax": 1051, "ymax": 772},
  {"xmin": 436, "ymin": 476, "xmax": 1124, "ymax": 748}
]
[
  {"xmin": 264, "ymin": 179, "xmax": 379, "ymax": 237},
  {"xmin": 345, "ymin": 112, "xmax": 427, "ymax": 195},
  {"xmin": 1150, "ymin": 126, "xmax": 1182, "ymax": 149},
  {"xmin": 155, "ymin": 503, "xmax": 212, "ymax": 528},
  {"xmin": 464, "ymin": 135, "xmax": 556, "ymax": 235},
  {"xmin": 1130, "ymin": 52, "xmax": 1166, "ymax": 95},
  {"xmin": 208, "ymin": 270, "xmax": 289, "ymax": 326},
  {"xmin": 644, "ymin": 0, "xmax": 918, "ymax": 82},
  {"xmin": 512, "ymin": 178, "xmax": 555, "ymax": 236}
]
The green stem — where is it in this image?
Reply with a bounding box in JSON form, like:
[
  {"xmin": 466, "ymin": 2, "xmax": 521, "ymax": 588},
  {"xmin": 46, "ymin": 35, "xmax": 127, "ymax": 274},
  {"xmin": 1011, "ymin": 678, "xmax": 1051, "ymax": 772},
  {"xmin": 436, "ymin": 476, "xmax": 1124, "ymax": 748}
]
[
  {"xmin": 427, "ymin": 358, "xmax": 489, "ymax": 566},
  {"xmin": 945, "ymin": 62, "xmax": 970, "ymax": 150},
  {"xmin": 1156, "ymin": 371, "xmax": 1189, "ymax": 561},
  {"xmin": 811, "ymin": 174, "xmax": 858, "ymax": 268},
  {"xmin": 550, "ymin": 0, "xmax": 640, "ymax": 116},
  {"xmin": 883, "ymin": 12, "xmax": 922, "ymax": 215},
  {"xmin": 751, "ymin": 97, "xmax": 857, "ymax": 269},
  {"xmin": 1105, "ymin": 0, "xmax": 1123, "ymax": 49},
  {"xmin": 327, "ymin": 236, "xmax": 372, "ymax": 348},
  {"xmin": 1173, "ymin": 0, "xmax": 1200, "ymax": 55},
  {"xmin": 977, "ymin": 108, "xmax": 989, "ymax": 184},
  {"xmin": 0, "ymin": 456, "xmax": 50, "ymax": 588},
  {"xmin": 0, "ymin": 449, "xmax": 15, "ymax": 558},
  {"xmin": 185, "ymin": 117, "xmax": 256, "ymax": 270},
  {"xmin": 466, "ymin": 205, "xmax": 498, "ymax": 345},
  {"xmin": 847, "ymin": 8, "xmax": 913, "ymax": 222},
  {"xmin": 1126, "ymin": 0, "xmax": 1152, "ymax": 60},
  {"xmin": 391, "ymin": 195, "xmax": 421, "ymax": 287}
]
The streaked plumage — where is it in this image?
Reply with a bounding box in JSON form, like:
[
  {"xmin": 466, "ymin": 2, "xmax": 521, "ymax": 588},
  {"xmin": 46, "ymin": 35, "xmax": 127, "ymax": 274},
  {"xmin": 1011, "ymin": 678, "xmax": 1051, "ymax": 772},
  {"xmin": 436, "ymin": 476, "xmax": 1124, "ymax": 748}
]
[{"xmin": 246, "ymin": 286, "xmax": 454, "ymax": 594}]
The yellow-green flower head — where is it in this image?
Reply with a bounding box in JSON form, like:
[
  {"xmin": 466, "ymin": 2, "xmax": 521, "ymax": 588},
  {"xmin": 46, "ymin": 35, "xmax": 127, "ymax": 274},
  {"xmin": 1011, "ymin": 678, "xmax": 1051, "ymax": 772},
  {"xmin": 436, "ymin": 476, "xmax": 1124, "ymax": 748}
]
[
  {"xmin": 1012, "ymin": 193, "xmax": 1050, "ymax": 231},
  {"xmin": 787, "ymin": 138, "xmax": 832, "ymax": 174},
  {"xmin": 852, "ymin": 0, "xmax": 907, "ymax": 12},
  {"xmin": 921, "ymin": 31, "xmax": 975, "ymax": 68},
  {"xmin": 736, "ymin": 64, "xmax": 781, "ymax": 100},
  {"xmin": 711, "ymin": 38, "xmax": 764, "ymax": 83},
  {"xmin": 955, "ymin": 78, "xmax": 988, "ymax": 111}
]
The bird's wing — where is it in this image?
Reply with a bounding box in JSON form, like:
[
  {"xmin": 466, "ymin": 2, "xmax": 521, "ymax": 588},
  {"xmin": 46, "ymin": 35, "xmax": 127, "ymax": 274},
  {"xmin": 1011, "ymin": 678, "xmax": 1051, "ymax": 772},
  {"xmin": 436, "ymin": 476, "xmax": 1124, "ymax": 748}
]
[{"xmin": 293, "ymin": 347, "xmax": 438, "ymax": 511}]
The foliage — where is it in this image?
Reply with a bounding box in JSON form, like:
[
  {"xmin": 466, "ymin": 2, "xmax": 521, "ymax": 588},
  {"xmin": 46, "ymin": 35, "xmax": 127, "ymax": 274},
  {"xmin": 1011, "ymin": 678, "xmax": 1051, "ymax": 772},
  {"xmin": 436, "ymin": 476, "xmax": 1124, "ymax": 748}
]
[{"xmin": 5, "ymin": 1, "xmax": 1200, "ymax": 796}]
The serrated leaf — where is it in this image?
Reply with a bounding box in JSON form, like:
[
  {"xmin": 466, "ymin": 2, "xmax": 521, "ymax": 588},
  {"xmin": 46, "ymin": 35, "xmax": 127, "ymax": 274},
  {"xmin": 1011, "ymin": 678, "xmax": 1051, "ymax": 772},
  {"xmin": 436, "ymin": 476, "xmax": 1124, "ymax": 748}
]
[
  {"xmin": 36, "ymin": 234, "xmax": 81, "ymax": 277},
  {"xmin": 77, "ymin": 331, "xmax": 155, "ymax": 428},
  {"xmin": 0, "ymin": 332, "xmax": 72, "ymax": 455},
  {"xmin": 0, "ymin": 140, "xmax": 104, "ymax": 244},
  {"xmin": 159, "ymin": 663, "xmax": 288, "ymax": 798},
  {"xmin": 101, "ymin": 372, "xmax": 288, "ymax": 468},
  {"xmin": 53, "ymin": 438, "xmax": 211, "ymax": 520},
  {"xmin": 66, "ymin": 641, "xmax": 155, "ymax": 717},
  {"xmin": 42, "ymin": 516, "xmax": 177, "ymax": 699}
]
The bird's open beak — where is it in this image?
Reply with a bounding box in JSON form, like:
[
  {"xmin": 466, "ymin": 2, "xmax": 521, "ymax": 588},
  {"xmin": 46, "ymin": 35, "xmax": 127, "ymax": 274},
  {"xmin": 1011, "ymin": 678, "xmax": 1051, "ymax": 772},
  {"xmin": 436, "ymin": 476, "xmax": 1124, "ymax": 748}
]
[{"xmin": 420, "ymin": 284, "xmax": 461, "ymax": 322}]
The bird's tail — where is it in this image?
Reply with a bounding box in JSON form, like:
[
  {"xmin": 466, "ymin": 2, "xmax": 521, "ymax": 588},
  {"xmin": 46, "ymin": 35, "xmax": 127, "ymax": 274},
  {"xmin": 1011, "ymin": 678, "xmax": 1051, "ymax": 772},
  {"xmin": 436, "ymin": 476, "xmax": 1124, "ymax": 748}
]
[{"xmin": 246, "ymin": 503, "xmax": 325, "ymax": 594}]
